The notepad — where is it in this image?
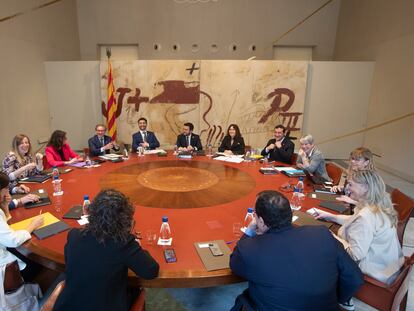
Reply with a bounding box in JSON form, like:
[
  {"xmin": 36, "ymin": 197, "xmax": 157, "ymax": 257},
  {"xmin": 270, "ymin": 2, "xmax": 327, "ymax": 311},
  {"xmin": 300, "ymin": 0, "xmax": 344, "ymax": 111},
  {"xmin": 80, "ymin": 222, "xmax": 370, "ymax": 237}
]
[
  {"xmin": 194, "ymin": 240, "xmax": 231, "ymax": 271},
  {"xmin": 19, "ymin": 174, "xmax": 51, "ymax": 183},
  {"xmin": 63, "ymin": 205, "xmax": 83, "ymax": 219},
  {"xmin": 10, "ymin": 212, "xmax": 60, "ymax": 231},
  {"xmin": 33, "ymin": 221, "xmax": 70, "ymax": 240}
]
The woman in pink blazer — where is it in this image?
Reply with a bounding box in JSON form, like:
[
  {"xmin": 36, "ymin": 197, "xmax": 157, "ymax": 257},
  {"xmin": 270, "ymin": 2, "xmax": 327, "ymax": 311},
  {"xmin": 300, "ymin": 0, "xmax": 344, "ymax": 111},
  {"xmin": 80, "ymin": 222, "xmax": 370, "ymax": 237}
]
[{"xmin": 45, "ymin": 130, "xmax": 83, "ymax": 168}]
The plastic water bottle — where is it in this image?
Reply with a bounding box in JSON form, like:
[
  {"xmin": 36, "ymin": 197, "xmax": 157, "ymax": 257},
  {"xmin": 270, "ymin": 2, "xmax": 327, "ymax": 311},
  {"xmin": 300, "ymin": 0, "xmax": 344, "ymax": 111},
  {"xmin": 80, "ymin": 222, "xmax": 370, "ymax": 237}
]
[
  {"xmin": 52, "ymin": 166, "xmax": 59, "ymax": 180},
  {"xmin": 244, "ymin": 150, "xmax": 251, "ymax": 162},
  {"xmin": 82, "ymin": 195, "xmax": 91, "ymax": 215},
  {"xmin": 207, "ymin": 144, "xmax": 213, "ymax": 156},
  {"xmin": 85, "ymin": 155, "xmax": 92, "ymax": 167},
  {"xmin": 159, "ymin": 216, "xmax": 172, "ymax": 244},
  {"xmin": 244, "ymin": 207, "xmax": 254, "ymax": 228},
  {"xmin": 296, "ymin": 177, "xmax": 304, "ymax": 193},
  {"xmin": 291, "ymin": 189, "xmax": 301, "ymax": 210},
  {"xmin": 123, "ymin": 148, "xmax": 129, "ymax": 159}
]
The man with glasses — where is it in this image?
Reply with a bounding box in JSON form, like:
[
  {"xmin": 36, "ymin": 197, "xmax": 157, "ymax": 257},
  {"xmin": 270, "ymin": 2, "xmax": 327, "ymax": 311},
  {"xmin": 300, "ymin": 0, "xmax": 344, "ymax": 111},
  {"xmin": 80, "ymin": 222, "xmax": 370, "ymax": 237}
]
[{"xmin": 88, "ymin": 124, "xmax": 119, "ymax": 156}]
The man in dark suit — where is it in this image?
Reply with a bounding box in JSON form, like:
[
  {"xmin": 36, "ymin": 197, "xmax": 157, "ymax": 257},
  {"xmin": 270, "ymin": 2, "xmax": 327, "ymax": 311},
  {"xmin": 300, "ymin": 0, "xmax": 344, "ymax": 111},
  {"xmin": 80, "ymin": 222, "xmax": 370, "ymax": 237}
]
[
  {"xmin": 261, "ymin": 124, "xmax": 294, "ymax": 164},
  {"xmin": 230, "ymin": 190, "xmax": 363, "ymax": 311},
  {"xmin": 131, "ymin": 117, "xmax": 160, "ymax": 151},
  {"xmin": 88, "ymin": 124, "xmax": 119, "ymax": 156},
  {"xmin": 176, "ymin": 122, "xmax": 203, "ymax": 151}
]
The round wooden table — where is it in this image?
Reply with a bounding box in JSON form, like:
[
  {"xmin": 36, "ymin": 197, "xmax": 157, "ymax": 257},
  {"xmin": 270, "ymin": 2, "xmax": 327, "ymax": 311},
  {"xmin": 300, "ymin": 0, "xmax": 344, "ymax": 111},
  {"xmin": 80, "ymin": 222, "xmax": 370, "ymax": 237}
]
[{"xmin": 11, "ymin": 152, "xmax": 323, "ymax": 288}]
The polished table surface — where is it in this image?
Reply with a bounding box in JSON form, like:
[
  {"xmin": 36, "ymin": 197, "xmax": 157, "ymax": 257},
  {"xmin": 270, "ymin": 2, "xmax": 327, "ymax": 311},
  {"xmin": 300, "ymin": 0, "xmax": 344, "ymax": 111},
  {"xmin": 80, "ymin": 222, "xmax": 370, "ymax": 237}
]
[{"xmin": 10, "ymin": 152, "xmax": 336, "ymax": 288}]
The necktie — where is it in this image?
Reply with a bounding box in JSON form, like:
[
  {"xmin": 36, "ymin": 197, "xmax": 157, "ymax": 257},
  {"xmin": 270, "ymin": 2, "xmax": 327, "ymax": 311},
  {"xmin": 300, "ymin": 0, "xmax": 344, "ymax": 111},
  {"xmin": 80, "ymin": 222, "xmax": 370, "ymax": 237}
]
[
  {"xmin": 100, "ymin": 137, "xmax": 104, "ymax": 147},
  {"xmin": 187, "ymin": 135, "xmax": 191, "ymax": 147},
  {"xmin": 143, "ymin": 131, "xmax": 148, "ymax": 143}
]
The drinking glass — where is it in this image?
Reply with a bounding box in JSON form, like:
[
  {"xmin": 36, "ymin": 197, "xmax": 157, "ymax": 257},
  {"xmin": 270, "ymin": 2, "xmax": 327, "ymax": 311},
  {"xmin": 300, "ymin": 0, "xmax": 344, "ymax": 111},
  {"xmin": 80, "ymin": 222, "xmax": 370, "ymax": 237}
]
[
  {"xmin": 144, "ymin": 230, "xmax": 157, "ymax": 245},
  {"xmin": 232, "ymin": 222, "xmax": 242, "ymax": 238}
]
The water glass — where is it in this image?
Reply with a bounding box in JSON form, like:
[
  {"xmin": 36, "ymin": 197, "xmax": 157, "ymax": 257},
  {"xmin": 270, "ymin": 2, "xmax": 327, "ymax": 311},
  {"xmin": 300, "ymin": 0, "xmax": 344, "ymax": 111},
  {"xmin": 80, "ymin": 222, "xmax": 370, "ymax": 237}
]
[
  {"xmin": 233, "ymin": 222, "xmax": 242, "ymax": 238},
  {"xmin": 144, "ymin": 230, "xmax": 157, "ymax": 245}
]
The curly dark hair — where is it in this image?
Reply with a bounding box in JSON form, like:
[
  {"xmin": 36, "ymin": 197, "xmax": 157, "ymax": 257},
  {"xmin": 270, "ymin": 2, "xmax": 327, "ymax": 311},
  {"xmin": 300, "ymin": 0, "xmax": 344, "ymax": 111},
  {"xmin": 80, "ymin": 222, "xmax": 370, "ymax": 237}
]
[
  {"xmin": 83, "ymin": 189, "xmax": 135, "ymax": 244},
  {"xmin": 255, "ymin": 190, "xmax": 292, "ymax": 230},
  {"xmin": 47, "ymin": 130, "xmax": 67, "ymax": 149}
]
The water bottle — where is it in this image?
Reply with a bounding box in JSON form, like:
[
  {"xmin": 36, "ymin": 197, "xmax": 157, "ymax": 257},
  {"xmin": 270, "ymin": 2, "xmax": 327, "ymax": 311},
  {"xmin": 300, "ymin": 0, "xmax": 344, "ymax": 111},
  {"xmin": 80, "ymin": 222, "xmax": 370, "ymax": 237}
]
[
  {"xmin": 159, "ymin": 216, "xmax": 172, "ymax": 244},
  {"xmin": 291, "ymin": 189, "xmax": 301, "ymax": 210},
  {"xmin": 207, "ymin": 144, "xmax": 213, "ymax": 157},
  {"xmin": 244, "ymin": 150, "xmax": 251, "ymax": 162},
  {"xmin": 85, "ymin": 155, "xmax": 92, "ymax": 167},
  {"xmin": 244, "ymin": 207, "xmax": 254, "ymax": 228},
  {"xmin": 52, "ymin": 166, "xmax": 59, "ymax": 180},
  {"xmin": 296, "ymin": 177, "xmax": 304, "ymax": 193},
  {"xmin": 123, "ymin": 148, "xmax": 129, "ymax": 159},
  {"xmin": 82, "ymin": 195, "xmax": 91, "ymax": 215},
  {"xmin": 173, "ymin": 145, "xmax": 178, "ymax": 155}
]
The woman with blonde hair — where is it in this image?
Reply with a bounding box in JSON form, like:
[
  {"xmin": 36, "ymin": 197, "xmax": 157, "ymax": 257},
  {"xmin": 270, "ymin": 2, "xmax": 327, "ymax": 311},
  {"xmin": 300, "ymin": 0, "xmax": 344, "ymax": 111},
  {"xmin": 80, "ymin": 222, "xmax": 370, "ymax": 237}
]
[
  {"xmin": 316, "ymin": 170, "xmax": 404, "ymax": 284},
  {"xmin": 2, "ymin": 134, "xmax": 43, "ymax": 192},
  {"xmin": 333, "ymin": 147, "xmax": 375, "ymax": 204}
]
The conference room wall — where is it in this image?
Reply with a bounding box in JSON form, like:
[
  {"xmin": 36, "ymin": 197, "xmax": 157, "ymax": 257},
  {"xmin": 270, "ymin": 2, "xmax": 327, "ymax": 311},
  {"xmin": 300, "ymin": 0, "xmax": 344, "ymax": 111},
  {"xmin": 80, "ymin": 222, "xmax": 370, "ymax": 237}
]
[
  {"xmin": 44, "ymin": 60, "xmax": 374, "ymax": 159},
  {"xmin": 0, "ymin": 0, "xmax": 80, "ymax": 160},
  {"xmin": 75, "ymin": 0, "xmax": 341, "ymax": 61},
  {"xmin": 334, "ymin": 0, "xmax": 414, "ymax": 182}
]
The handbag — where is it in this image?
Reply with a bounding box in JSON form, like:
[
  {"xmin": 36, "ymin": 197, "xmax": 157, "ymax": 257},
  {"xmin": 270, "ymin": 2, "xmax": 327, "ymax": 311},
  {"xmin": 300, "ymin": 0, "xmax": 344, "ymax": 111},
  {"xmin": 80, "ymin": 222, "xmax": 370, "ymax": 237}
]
[{"xmin": 0, "ymin": 261, "xmax": 42, "ymax": 311}]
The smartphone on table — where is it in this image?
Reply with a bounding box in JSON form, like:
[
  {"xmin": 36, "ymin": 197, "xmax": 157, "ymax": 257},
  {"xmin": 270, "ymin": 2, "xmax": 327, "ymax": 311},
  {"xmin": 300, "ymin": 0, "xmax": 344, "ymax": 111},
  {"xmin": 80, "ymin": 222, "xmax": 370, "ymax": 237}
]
[{"xmin": 164, "ymin": 248, "xmax": 177, "ymax": 263}]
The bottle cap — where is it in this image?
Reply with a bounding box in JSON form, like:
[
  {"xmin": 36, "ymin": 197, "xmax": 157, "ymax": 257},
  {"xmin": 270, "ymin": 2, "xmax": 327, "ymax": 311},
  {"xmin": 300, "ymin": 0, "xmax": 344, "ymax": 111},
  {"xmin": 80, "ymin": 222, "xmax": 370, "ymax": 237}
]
[
  {"xmin": 299, "ymin": 177, "xmax": 304, "ymax": 181},
  {"xmin": 52, "ymin": 166, "xmax": 57, "ymax": 169},
  {"xmin": 293, "ymin": 187, "xmax": 299, "ymax": 192},
  {"xmin": 162, "ymin": 216, "xmax": 168, "ymax": 222},
  {"xmin": 53, "ymin": 175, "xmax": 59, "ymax": 180},
  {"xmin": 84, "ymin": 195, "xmax": 89, "ymax": 200},
  {"xmin": 247, "ymin": 207, "xmax": 254, "ymax": 213}
]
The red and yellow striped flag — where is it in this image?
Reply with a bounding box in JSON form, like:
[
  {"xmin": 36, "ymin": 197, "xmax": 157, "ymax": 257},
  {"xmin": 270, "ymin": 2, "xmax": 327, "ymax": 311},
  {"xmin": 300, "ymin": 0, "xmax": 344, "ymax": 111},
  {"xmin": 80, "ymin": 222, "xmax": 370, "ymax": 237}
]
[{"xmin": 106, "ymin": 58, "xmax": 117, "ymax": 140}]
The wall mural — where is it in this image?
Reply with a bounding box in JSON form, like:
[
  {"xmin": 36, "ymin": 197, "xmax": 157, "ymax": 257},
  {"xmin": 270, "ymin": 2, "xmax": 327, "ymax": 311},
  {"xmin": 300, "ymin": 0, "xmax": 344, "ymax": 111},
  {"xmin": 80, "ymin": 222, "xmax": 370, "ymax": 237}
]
[{"xmin": 100, "ymin": 60, "xmax": 308, "ymax": 149}]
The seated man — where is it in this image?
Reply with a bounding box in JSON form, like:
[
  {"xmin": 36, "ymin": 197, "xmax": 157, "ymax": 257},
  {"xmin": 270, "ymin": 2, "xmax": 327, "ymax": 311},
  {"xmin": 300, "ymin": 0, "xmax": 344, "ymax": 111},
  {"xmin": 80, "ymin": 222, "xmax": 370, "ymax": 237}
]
[
  {"xmin": 88, "ymin": 124, "xmax": 119, "ymax": 156},
  {"xmin": 261, "ymin": 124, "xmax": 294, "ymax": 164},
  {"xmin": 230, "ymin": 190, "xmax": 363, "ymax": 311},
  {"xmin": 131, "ymin": 118, "xmax": 160, "ymax": 151},
  {"xmin": 176, "ymin": 122, "xmax": 202, "ymax": 151}
]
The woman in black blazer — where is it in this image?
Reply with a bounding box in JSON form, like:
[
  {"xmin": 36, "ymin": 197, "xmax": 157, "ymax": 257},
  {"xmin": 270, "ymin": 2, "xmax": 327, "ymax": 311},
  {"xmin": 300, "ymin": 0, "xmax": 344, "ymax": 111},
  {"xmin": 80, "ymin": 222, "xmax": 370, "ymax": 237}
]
[
  {"xmin": 218, "ymin": 124, "xmax": 245, "ymax": 155},
  {"xmin": 54, "ymin": 190, "xmax": 159, "ymax": 311}
]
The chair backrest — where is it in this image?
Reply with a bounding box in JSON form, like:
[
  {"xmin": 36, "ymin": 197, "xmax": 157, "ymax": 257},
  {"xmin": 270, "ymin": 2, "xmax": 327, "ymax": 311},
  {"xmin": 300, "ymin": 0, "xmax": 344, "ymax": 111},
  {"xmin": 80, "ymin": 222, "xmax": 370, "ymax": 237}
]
[
  {"xmin": 391, "ymin": 189, "xmax": 414, "ymax": 245},
  {"xmin": 40, "ymin": 281, "xmax": 145, "ymax": 311},
  {"xmin": 290, "ymin": 153, "xmax": 297, "ymax": 165},
  {"xmin": 355, "ymin": 252, "xmax": 414, "ymax": 311},
  {"xmin": 3, "ymin": 261, "xmax": 24, "ymax": 294},
  {"xmin": 325, "ymin": 163, "xmax": 342, "ymax": 185},
  {"xmin": 40, "ymin": 280, "xmax": 65, "ymax": 311}
]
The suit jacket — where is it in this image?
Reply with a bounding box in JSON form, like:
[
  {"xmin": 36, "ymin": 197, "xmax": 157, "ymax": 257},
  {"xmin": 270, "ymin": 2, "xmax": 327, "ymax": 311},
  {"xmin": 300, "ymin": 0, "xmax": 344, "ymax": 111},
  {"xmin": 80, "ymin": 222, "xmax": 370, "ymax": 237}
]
[
  {"xmin": 261, "ymin": 137, "xmax": 294, "ymax": 164},
  {"xmin": 45, "ymin": 144, "xmax": 79, "ymax": 168},
  {"xmin": 230, "ymin": 225, "xmax": 363, "ymax": 311},
  {"xmin": 132, "ymin": 131, "xmax": 160, "ymax": 151},
  {"xmin": 218, "ymin": 136, "xmax": 245, "ymax": 155},
  {"xmin": 54, "ymin": 229, "xmax": 159, "ymax": 311},
  {"xmin": 176, "ymin": 133, "xmax": 203, "ymax": 150},
  {"xmin": 88, "ymin": 135, "xmax": 119, "ymax": 156}
]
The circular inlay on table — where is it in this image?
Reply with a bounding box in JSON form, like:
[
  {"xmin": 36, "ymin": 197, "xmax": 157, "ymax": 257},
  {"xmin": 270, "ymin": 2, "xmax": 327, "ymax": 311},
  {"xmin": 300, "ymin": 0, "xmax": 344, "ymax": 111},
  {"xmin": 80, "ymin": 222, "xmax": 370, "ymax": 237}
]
[{"xmin": 100, "ymin": 160, "xmax": 255, "ymax": 208}]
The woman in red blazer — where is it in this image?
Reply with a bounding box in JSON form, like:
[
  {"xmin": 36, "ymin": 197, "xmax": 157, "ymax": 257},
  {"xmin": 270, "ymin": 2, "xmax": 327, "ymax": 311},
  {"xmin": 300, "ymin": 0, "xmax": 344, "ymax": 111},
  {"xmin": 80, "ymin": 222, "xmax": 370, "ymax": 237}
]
[{"xmin": 45, "ymin": 130, "xmax": 83, "ymax": 168}]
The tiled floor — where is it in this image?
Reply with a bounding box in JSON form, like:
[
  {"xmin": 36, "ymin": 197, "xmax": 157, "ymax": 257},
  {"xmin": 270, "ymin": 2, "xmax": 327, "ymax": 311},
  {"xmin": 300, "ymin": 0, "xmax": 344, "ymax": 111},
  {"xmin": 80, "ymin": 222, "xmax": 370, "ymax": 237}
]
[{"xmin": 146, "ymin": 165, "xmax": 414, "ymax": 311}]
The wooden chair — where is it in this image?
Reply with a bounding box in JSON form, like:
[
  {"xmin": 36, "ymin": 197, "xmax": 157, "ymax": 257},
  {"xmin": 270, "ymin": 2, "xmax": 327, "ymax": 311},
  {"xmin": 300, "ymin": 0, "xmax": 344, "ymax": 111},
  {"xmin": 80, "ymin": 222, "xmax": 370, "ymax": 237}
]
[
  {"xmin": 325, "ymin": 162, "xmax": 342, "ymax": 185},
  {"xmin": 290, "ymin": 153, "xmax": 297, "ymax": 165},
  {"xmin": 354, "ymin": 252, "xmax": 414, "ymax": 311},
  {"xmin": 40, "ymin": 281, "xmax": 146, "ymax": 311},
  {"xmin": 391, "ymin": 189, "xmax": 414, "ymax": 245}
]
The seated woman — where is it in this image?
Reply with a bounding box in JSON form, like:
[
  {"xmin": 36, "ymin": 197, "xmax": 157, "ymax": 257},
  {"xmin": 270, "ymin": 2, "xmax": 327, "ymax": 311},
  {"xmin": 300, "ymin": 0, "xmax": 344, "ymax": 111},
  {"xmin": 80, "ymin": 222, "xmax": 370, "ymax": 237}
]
[
  {"xmin": 315, "ymin": 170, "xmax": 404, "ymax": 284},
  {"xmin": 296, "ymin": 134, "xmax": 330, "ymax": 182},
  {"xmin": 332, "ymin": 147, "xmax": 375, "ymax": 205},
  {"xmin": 2, "ymin": 134, "xmax": 43, "ymax": 192},
  {"xmin": 0, "ymin": 172, "xmax": 44, "ymax": 271},
  {"xmin": 54, "ymin": 189, "xmax": 159, "ymax": 311},
  {"xmin": 45, "ymin": 130, "xmax": 82, "ymax": 168},
  {"xmin": 218, "ymin": 124, "xmax": 245, "ymax": 155}
]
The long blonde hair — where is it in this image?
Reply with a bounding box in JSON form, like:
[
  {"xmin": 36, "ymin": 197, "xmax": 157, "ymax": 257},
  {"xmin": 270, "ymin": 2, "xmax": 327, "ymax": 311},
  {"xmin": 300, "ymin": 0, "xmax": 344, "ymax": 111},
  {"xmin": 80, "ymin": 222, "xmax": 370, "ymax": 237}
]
[
  {"xmin": 350, "ymin": 170, "xmax": 397, "ymax": 227},
  {"xmin": 11, "ymin": 134, "xmax": 33, "ymax": 165}
]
